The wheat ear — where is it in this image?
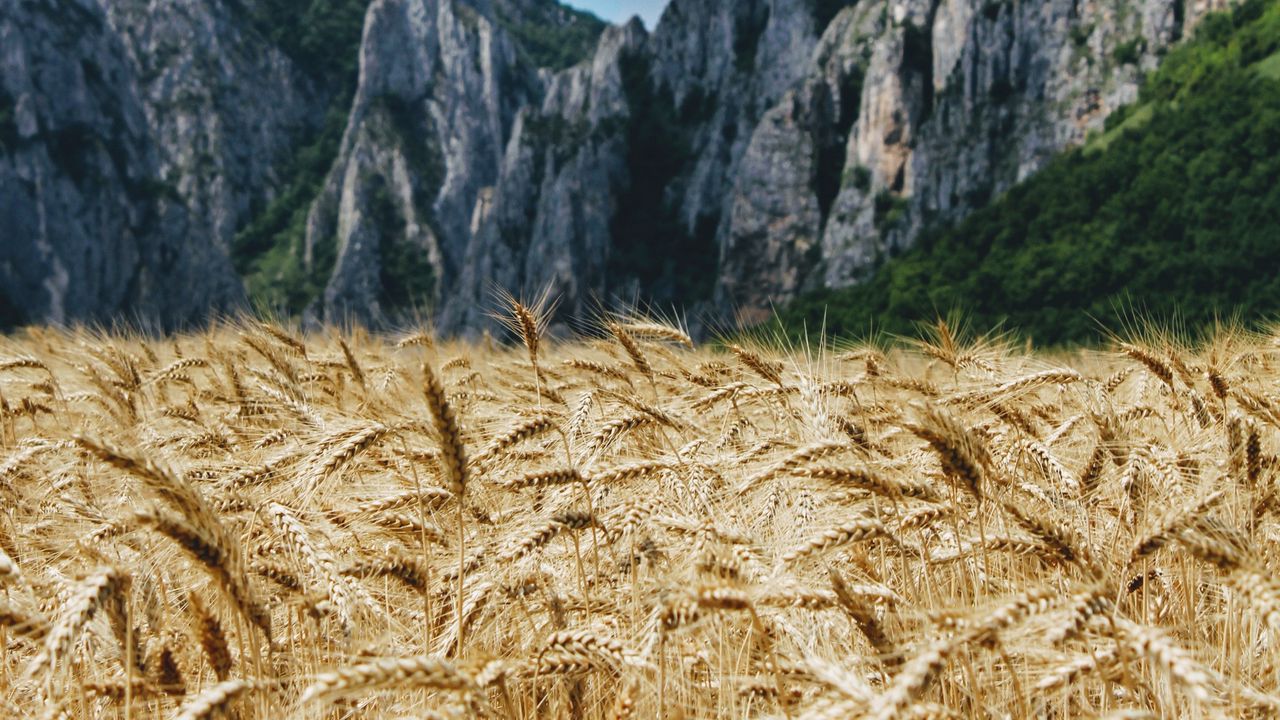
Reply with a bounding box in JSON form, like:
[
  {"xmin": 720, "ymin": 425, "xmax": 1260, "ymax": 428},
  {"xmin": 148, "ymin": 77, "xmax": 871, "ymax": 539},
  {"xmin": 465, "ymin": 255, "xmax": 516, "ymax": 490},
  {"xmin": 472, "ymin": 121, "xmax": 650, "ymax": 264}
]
[
  {"xmin": 422, "ymin": 361, "xmax": 469, "ymax": 655},
  {"xmin": 174, "ymin": 679, "xmax": 261, "ymax": 720},
  {"xmin": 27, "ymin": 566, "xmax": 126, "ymax": 680},
  {"xmin": 299, "ymin": 655, "xmax": 475, "ymax": 705}
]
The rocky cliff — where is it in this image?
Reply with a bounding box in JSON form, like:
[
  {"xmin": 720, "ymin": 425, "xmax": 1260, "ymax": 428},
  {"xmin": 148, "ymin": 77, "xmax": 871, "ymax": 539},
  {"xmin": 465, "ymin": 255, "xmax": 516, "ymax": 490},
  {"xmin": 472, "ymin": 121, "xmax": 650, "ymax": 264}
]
[
  {"xmin": 318, "ymin": 0, "xmax": 1231, "ymax": 333},
  {"xmin": 0, "ymin": 0, "xmax": 1237, "ymax": 331},
  {"xmin": 0, "ymin": 0, "xmax": 326, "ymax": 328},
  {"xmin": 811, "ymin": 0, "xmax": 1232, "ymax": 304},
  {"xmin": 315, "ymin": 0, "xmax": 827, "ymax": 330}
]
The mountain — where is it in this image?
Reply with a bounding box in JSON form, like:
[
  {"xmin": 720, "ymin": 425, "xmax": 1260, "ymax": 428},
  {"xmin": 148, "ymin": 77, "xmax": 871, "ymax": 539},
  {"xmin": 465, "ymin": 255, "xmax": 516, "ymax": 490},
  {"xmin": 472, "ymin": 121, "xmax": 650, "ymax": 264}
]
[
  {"xmin": 0, "ymin": 0, "xmax": 1239, "ymax": 331},
  {"xmin": 0, "ymin": 0, "xmax": 270, "ymax": 327},
  {"xmin": 777, "ymin": 0, "xmax": 1280, "ymax": 345}
]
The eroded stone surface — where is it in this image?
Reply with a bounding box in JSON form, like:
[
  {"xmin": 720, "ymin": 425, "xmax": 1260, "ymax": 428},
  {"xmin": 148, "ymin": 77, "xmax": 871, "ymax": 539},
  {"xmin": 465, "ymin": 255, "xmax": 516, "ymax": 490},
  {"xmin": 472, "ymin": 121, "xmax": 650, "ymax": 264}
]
[{"xmin": 1, "ymin": 0, "xmax": 1222, "ymax": 330}]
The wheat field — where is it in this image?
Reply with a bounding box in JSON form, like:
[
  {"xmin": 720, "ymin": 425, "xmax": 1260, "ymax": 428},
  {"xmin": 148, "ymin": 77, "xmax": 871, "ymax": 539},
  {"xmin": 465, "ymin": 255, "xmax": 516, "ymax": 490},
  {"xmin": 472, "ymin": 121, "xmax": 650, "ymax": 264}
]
[{"xmin": 0, "ymin": 310, "xmax": 1277, "ymax": 719}]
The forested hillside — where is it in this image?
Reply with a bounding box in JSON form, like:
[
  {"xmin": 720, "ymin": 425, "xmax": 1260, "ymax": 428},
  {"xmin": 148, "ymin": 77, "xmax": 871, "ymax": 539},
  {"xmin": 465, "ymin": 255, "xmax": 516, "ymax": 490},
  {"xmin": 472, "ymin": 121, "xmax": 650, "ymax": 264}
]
[{"xmin": 778, "ymin": 0, "xmax": 1280, "ymax": 344}]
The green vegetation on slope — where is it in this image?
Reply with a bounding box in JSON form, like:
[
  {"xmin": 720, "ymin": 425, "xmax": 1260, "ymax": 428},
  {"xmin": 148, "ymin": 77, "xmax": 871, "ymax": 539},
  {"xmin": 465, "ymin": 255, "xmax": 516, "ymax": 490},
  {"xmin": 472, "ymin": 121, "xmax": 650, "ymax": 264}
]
[
  {"xmin": 246, "ymin": 0, "xmax": 369, "ymax": 88},
  {"xmin": 368, "ymin": 178, "xmax": 436, "ymax": 311},
  {"xmin": 777, "ymin": 0, "xmax": 1280, "ymax": 345},
  {"xmin": 231, "ymin": 100, "xmax": 350, "ymax": 314},
  {"xmin": 495, "ymin": 2, "xmax": 606, "ymax": 71},
  {"xmin": 231, "ymin": 0, "xmax": 370, "ymax": 315}
]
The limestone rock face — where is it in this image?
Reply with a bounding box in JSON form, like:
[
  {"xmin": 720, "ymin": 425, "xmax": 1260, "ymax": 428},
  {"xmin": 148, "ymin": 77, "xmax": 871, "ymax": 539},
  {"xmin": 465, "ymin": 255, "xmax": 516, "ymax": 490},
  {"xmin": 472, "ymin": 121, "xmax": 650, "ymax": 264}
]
[
  {"xmin": 815, "ymin": 0, "xmax": 1194, "ymax": 297},
  {"xmin": 0, "ymin": 0, "xmax": 256, "ymax": 327},
  {"xmin": 1, "ymin": 0, "xmax": 1230, "ymax": 331},
  {"xmin": 422, "ymin": 0, "xmax": 1205, "ymax": 330},
  {"xmin": 310, "ymin": 0, "xmax": 540, "ymax": 325},
  {"xmin": 103, "ymin": 0, "xmax": 321, "ymax": 265},
  {"xmin": 319, "ymin": 0, "xmax": 823, "ymax": 332},
  {"xmin": 719, "ymin": 4, "xmax": 881, "ymax": 324},
  {"xmin": 439, "ymin": 20, "xmax": 646, "ymax": 332}
]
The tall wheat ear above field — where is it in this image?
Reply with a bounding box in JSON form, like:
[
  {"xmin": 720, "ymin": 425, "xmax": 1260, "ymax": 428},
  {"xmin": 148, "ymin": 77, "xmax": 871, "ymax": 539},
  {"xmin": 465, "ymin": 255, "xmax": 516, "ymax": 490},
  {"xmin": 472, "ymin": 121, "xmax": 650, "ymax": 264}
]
[{"xmin": 3, "ymin": 313, "xmax": 1280, "ymax": 718}]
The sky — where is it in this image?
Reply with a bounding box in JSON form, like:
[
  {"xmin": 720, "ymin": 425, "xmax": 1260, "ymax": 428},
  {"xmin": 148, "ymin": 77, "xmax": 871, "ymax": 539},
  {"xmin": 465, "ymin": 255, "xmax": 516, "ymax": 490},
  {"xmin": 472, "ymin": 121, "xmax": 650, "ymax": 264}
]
[{"xmin": 565, "ymin": 0, "xmax": 670, "ymax": 28}]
